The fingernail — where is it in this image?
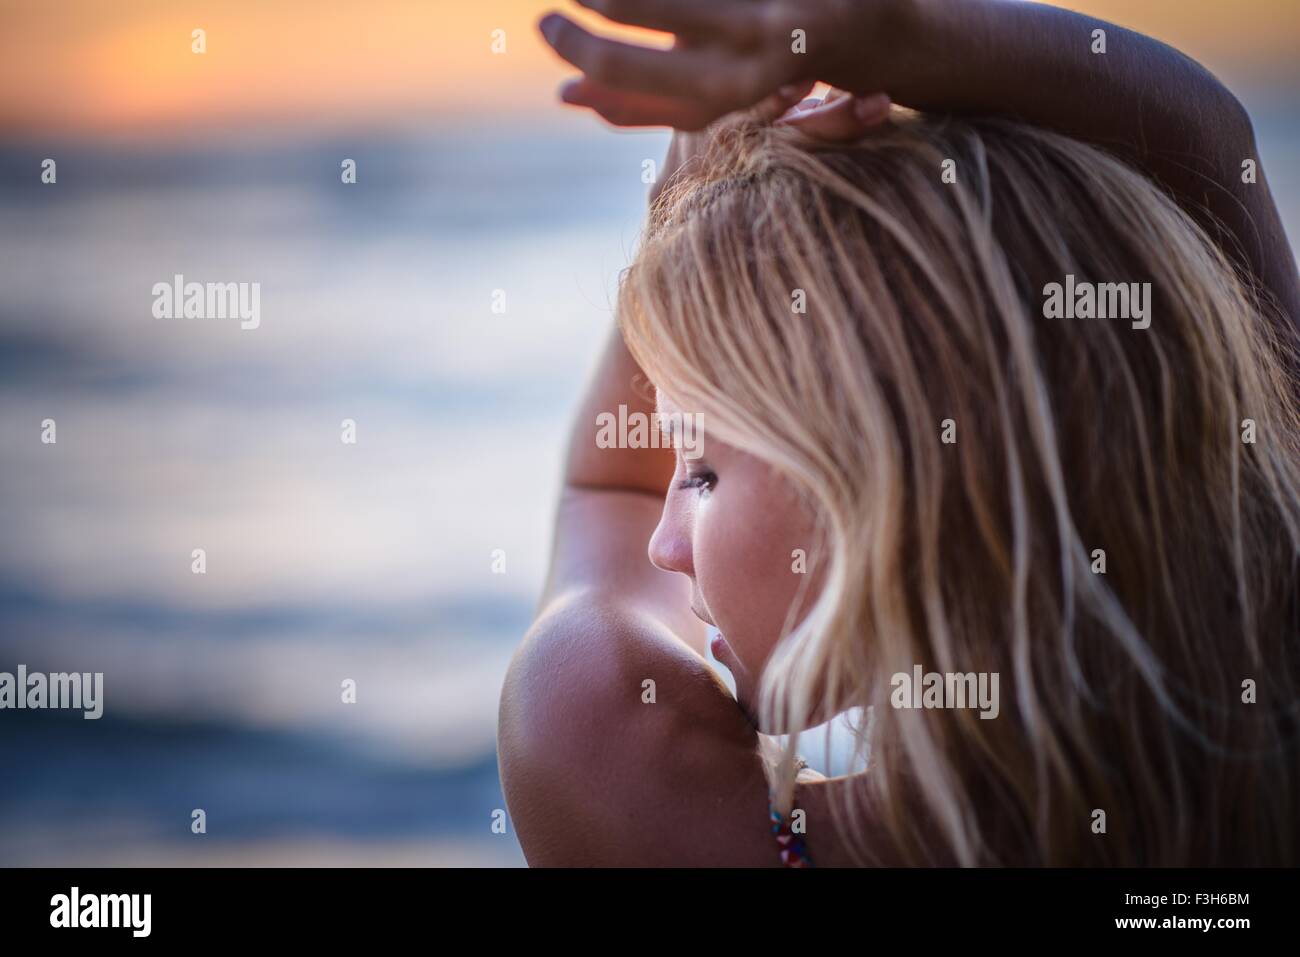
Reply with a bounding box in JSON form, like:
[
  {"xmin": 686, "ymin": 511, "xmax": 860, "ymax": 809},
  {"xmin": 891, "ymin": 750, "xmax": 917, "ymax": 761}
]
[{"xmin": 854, "ymin": 93, "xmax": 890, "ymax": 121}]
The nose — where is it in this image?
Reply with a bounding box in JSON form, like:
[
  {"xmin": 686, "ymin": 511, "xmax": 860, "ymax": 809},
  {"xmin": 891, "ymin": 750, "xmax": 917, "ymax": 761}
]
[{"xmin": 648, "ymin": 494, "xmax": 694, "ymax": 578}]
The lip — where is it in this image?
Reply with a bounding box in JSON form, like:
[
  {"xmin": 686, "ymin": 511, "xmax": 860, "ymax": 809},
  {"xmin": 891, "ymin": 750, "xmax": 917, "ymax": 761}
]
[{"xmin": 709, "ymin": 632, "xmax": 744, "ymax": 677}]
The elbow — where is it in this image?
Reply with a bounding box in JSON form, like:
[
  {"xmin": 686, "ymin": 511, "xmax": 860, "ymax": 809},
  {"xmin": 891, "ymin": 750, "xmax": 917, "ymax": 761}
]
[
  {"xmin": 494, "ymin": 601, "xmax": 606, "ymax": 864},
  {"xmin": 1217, "ymin": 84, "xmax": 1258, "ymax": 156},
  {"xmin": 1188, "ymin": 59, "xmax": 1257, "ymax": 157},
  {"xmin": 495, "ymin": 637, "xmax": 554, "ymax": 865}
]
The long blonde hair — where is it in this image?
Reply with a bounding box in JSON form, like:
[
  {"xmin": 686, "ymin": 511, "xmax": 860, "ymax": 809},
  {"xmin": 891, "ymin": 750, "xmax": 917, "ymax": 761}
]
[{"xmin": 618, "ymin": 111, "xmax": 1300, "ymax": 865}]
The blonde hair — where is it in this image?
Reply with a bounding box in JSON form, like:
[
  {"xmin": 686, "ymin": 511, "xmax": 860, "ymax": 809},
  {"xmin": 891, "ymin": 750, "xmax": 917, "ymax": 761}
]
[{"xmin": 618, "ymin": 111, "xmax": 1300, "ymax": 865}]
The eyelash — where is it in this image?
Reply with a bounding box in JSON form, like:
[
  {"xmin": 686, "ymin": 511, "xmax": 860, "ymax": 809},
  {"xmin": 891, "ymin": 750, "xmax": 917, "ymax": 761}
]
[{"xmin": 676, "ymin": 471, "xmax": 717, "ymax": 494}]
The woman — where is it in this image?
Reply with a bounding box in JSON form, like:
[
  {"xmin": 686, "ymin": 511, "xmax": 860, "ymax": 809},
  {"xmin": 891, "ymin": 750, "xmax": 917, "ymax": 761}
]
[{"xmin": 498, "ymin": 0, "xmax": 1300, "ymax": 866}]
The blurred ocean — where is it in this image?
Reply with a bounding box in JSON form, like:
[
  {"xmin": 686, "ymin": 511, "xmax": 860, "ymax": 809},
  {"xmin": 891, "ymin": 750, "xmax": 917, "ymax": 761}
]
[
  {"xmin": 1, "ymin": 92, "xmax": 1296, "ymax": 866},
  {"xmin": 0, "ymin": 116, "xmax": 671, "ymax": 866}
]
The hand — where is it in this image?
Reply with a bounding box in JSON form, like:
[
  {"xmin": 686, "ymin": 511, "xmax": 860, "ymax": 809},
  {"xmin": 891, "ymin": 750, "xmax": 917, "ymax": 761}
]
[
  {"xmin": 538, "ymin": 0, "xmax": 909, "ymax": 129},
  {"xmin": 777, "ymin": 87, "xmax": 892, "ymax": 140}
]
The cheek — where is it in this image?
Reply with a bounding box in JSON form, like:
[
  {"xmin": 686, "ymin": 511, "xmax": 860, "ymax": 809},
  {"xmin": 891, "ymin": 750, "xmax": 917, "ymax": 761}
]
[{"xmin": 693, "ymin": 475, "xmax": 819, "ymax": 672}]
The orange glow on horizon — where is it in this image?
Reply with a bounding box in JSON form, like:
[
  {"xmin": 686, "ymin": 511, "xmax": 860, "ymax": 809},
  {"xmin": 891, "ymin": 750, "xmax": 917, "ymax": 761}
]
[{"xmin": 0, "ymin": 0, "xmax": 1294, "ymax": 134}]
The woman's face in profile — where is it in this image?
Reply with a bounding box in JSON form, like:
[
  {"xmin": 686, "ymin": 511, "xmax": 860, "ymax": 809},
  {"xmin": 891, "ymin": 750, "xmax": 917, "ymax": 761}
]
[{"xmin": 649, "ymin": 392, "xmax": 824, "ymax": 724}]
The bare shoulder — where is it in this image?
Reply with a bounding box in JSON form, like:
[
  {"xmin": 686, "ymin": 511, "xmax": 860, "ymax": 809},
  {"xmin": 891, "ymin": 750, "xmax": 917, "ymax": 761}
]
[{"xmin": 497, "ymin": 590, "xmax": 777, "ymax": 866}]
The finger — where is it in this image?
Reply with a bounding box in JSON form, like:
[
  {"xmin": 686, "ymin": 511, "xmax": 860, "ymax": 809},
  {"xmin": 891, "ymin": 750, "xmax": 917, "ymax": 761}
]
[
  {"xmin": 779, "ymin": 81, "xmax": 817, "ymax": 100},
  {"xmin": 750, "ymin": 79, "xmax": 817, "ymax": 123},
  {"xmin": 852, "ymin": 93, "xmax": 892, "ymax": 125},
  {"xmin": 574, "ymin": 0, "xmax": 761, "ymax": 46},
  {"xmin": 777, "ymin": 95, "xmax": 858, "ymax": 138},
  {"xmin": 777, "ymin": 93, "xmax": 891, "ymax": 140},
  {"xmin": 560, "ymin": 77, "xmax": 718, "ymax": 129},
  {"xmin": 784, "ymin": 96, "xmax": 824, "ymax": 117},
  {"xmin": 781, "ymin": 88, "xmax": 849, "ymax": 121},
  {"xmin": 540, "ymin": 12, "xmax": 736, "ymax": 101},
  {"xmin": 559, "ymin": 75, "xmax": 810, "ymax": 130}
]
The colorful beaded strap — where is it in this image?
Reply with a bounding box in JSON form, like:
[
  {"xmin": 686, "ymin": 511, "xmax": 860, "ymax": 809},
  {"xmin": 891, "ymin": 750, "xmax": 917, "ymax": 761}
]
[{"xmin": 769, "ymin": 792, "xmax": 815, "ymax": 868}]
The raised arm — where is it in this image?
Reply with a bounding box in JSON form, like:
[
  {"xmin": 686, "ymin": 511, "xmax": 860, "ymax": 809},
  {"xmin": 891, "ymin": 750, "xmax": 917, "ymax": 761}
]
[
  {"xmin": 536, "ymin": 323, "xmax": 707, "ymax": 652},
  {"xmin": 498, "ymin": 104, "xmax": 886, "ymax": 864},
  {"xmin": 882, "ymin": 0, "xmax": 1299, "ymax": 334},
  {"xmin": 497, "ymin": 299, "xmax": 766, "ymax": 867},
  {"xmin": 541, "ymin": 0, "xmax": 1299, "ymax": 335}
]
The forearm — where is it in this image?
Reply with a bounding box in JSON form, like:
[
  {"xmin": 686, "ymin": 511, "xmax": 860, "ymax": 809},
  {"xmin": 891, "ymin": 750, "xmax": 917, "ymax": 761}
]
[
  {"xmin": 883, "ymin": 0, "xmax": 1298, "ymax": 323},
  {"xmin": 538, "ymin": 326, "xmax": 703, "ymax": 647},
  {"xmin": 561, "ymin": 325, "xmax": 674, "ymax": 496}
]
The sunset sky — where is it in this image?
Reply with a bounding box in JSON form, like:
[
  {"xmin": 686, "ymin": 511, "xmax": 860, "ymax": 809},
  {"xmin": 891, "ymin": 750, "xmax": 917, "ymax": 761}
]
[{"xmin": 2, "ymin": 0, "xmax": 1297, "ymax": 135}]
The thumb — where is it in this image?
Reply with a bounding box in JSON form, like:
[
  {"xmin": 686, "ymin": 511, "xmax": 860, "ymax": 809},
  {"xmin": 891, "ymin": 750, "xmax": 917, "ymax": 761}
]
[
  {"xmin": 751, "ymin": 79, "xmax": 817, "ymax": 123},
  {"xmin": 776, "ymin": 92, "xmax": 891, "ymax": 140}
]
